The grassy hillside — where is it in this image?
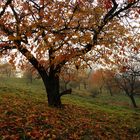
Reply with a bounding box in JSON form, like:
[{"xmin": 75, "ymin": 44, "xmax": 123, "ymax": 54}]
[{"xmin": 0, "ymin": 78, "xmax": 140, "ymax": 139}]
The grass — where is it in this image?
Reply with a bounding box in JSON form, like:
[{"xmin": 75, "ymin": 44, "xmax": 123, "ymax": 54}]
[{"xmin": 0, "ymin": 77, "xmax": 140, "ymax": 139}]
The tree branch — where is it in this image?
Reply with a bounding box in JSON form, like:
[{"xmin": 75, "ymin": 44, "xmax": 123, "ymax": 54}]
[
  {"xmin": 103, "ymin": 0, "xmax": 118, "ymax": 22},
  {"xmin": 0, "ymin": 24, "xmax": 14, "ymax": 35},
  {"xmin": 109, "ymin": 0, "xmax": 140, "ymax": 20},
  {"xmin": 17, "ymin": 46, "xmax": 43, "ymax": 71},
  {"xmin": 55, "ymin": 43, "xmax": 92, "ymax": 71},
  {"xmin": 59, "ymin": 89, "xmax": 72, "ymax": 97},
  {"xmin": 0, "ymin": 0, "xmax": 12, "ymax": 18},
  {"xmin": 0, "ymin": 43, "xmax": 16, "ymax": 54}
]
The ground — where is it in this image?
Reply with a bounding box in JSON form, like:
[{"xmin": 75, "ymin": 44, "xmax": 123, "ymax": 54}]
[{"xmin": 0, "ymin": 78, "xmax": 140, "ymax": 140}]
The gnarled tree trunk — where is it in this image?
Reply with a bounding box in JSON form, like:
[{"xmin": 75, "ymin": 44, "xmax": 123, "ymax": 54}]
[
  {"xmin": 39, "ymin": 69, "xmax": 72, "ymax": 107},
  {"xmin": 39, "ymin": 70, "xmax": 61, "ymax": 107},
  {"xmin": 46, "ymin": 73, "xmax": 62, "ymax": 107}
]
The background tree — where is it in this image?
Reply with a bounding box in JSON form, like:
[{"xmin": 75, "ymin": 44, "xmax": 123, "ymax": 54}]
[
  {"xmin": 101, "ymin": 69, "xmax": 119, "ymax": 96},
  {"xmin": 89, "ymin": 69, "xmax": 104, "ymax": 96},
  {"xmin": 60, "ymin": 65, "xmax": 77, "ymax": 91},
  {"xmin": 23, "ymin": 63, "xmax": 38, "ymax": 84},
  {"xmin": 0, "ymin": 63, "xmax": 13, "ymax": 78},
  {"xmin": 113, "ymin": 61, "xmax": 140, "ymax": 108},
  {"xmin": 89, "ymin": 69, "xmax": 121, "ymax": 97},
  {"xmin": 0, "ymin": 0, "xmax": 139, "ymax": 107},
  {"xmin": 77, "ymin": 68, "xmax": 91, "ymax": 90},
  {"xmin": 105, "ymin": 34, "xmax": 140, "ymax": 108},
  {"xmin": 115, "ymin": 71, "xmax": 139, "ymax": 108}
]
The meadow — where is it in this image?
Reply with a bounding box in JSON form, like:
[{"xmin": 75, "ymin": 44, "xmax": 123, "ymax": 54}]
[{"xmin": 0, "ymin": 77, "xmax": 140, "ymax": 140}]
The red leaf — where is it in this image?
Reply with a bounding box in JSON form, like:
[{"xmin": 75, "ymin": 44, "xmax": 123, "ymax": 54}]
[
  {"xmin": 137, "ymin": 9, "xmax": 140, "ymax": 14},
  {"xmin": 128, "ymin": 0, "xmax": 135, "ymax": 3},
  {"xmin": 104, "ymin": 0, "xmax": 112, "ymax": 9},
  {"xmin": 0, "ymin": 43, "xmax": 9, "ymax": 48}
]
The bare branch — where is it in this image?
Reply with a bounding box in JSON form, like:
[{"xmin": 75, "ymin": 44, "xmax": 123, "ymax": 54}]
[
  {"xmin": 0, "ymin": 43, "xmax": 16, "ymax": 55},
  {"xmin": 110, "ymin": 0, "xmax": 140, "ymax": 20},
  {"xmin": 103, "ymin": 0, "xmax": 118, "ymax": 22},
  {"xmin": 59, "ymin": 89, "xmax": 72, "ymax": 97}
]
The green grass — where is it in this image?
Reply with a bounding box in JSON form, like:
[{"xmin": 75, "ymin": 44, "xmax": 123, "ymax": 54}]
[{"xmin": 0, "ymin": 77, "xmax": 140, "ymax": 113}]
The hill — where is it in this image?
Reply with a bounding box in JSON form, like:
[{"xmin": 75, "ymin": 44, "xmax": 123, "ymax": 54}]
[{"xmin": 0, "ymin": 78, "xmax": 140, "ymax": 140}]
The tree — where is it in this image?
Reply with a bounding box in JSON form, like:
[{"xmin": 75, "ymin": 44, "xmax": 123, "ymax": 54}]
[
  {"xmin": 89, "ymin": 69, "xmax": 104, "ymax": 95},
  {"xmin": 23, "ymin": 63, "xmax": 37, "ymax": 84},
  {"xmin": 112, "ymin": 54, "xmax": 140, "ymax": 108},
  {"xmin": 0, "ymin": 63, "xmax": 13, "ymax": 77},
  {"xmin": 77, "ymin": 68, "xmax": 91, "ymax": 90},
  {"xmin": 106, "ymin": 30, "xmax": 140, "ymax": 108},
  {"xmin": 0, "ymin": 0, "xmax": 139, "ymax": 107},
  {"xmin": 115, "ymin": 68, "xmax": 139, "ymax": 108},
  {"xmin": 89, "ymin": 69, "xmax": 121, "ymax": 96},
  {"xmin": 101, "ymin": 69, "xmax": 118, "ymax": 96},
  {"xmin": 60, "ymin": 65, "xmax": 76, "ymax": 90},
  {"xmin": 105, "ymin": 37, "xmax": 140, "ymax": 108},
  {"xmin": 60, "ymin": 64, "xmax": 90, "ymax": 91}
]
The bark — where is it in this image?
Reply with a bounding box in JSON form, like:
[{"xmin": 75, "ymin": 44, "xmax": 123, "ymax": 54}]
[
  {"xmin": 39, "ymin": 69, "xmax": 71, "ymax": 107},
  {"xmin": 60, "ymin": 89, "xmax": 72, "ymax": 97},
  {"xmin": 129, "ymin": 94, "xmax": 137, "ymax": 108},
  {"xmin": 18, "ymin": 46, "xmax": 61, "ymax": 107},
  {"xmin": 42, "ymin": 71, "xmax": 62, "ymax": 107}
]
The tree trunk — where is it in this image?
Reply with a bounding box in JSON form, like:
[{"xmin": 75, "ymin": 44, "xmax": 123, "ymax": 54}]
[
  {"xmin": 99, "ymin": 87, "xmax": 102, "ymax": 94},
  {"xmin": 40, "ymin": 70, "xmax": 62, "ymax": 107},
  {"xmin": 78, "ymin": 83, "xmax": 80, "ymax": 90},
  {"xmin": 18, "ymin": 46, "xmax": 62, "ymax": 107},
  {"xmin": 37, "ymin": 67, "xmax": 71, "ymax": 108},
  {"xmin": 47, "ymin": 87, "xmax": 62, "ymax": 107},
  {"xmin": 47, "ymin": 75, "xmax": 62, "ymax": 107},
  {"xmin": 129, "ymin": 95, "xmax": 137, "ymax": 108},
  {"xmin": 83, "ymin": 82, "xmax": 87, "ymax": 89},
  {"xmin": 108, "ymin": 87, "xmax": 113, "ymax": 96}
]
